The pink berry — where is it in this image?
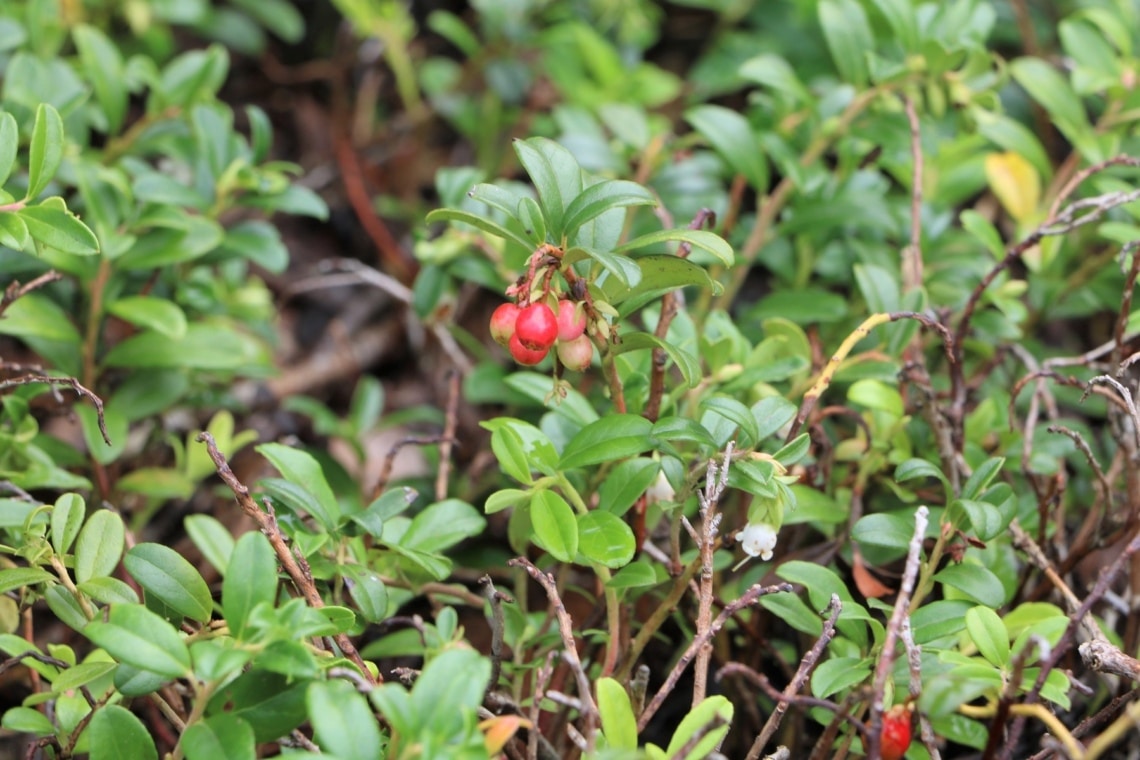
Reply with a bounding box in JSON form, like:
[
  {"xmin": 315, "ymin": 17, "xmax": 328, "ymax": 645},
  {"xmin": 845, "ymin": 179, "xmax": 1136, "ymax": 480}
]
[
  {"xmin": 490, "ymin": 303, "xmax": 519, "ymax": 346},
  {"xmin": 556, "ymin": 335, "xmax": 593, "ymax": 371},
  {"xmin": 556, "ymin": 300, "xmax": 586, "ymax": 342},
  {"xmin": 509, "ymin": 332, "xmax": 548, "ymax": 365},
  {"xmin": 515, "ymin": 303, "xmax": 558, "ymax": 351}
]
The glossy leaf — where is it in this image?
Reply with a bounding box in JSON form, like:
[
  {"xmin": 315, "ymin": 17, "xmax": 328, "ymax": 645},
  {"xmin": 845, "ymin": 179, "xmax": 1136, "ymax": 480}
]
[
  {"xmin": 560, "ymin": 414, "xmax": 654, "ymax": 470},
  {"xmin": 0, "ymin": 112, "xmax": 18, "ymax": 187},
  {"xmin": 307, "ymin": 680, "xmax": 383, "ymax": 760},
  {"xmin": 685, "ymin": 104, "xmax": 767, "ymax": 192},
  {"xmin": 50, "ymin": 492, "xmax": 85, "ymax": 556},
  {"xmin": 818, "ymin": 0, "xmax": 873, "ymax": 86},
  {"xmin": 597, "ymin": 677, "xmax": 638, "ymax": 750},
  {"xmin": 611, "ymin": 330, "xmax": 701, "ymax": 389},
  {"xmin": 182, "ymin": 714, "xmax": 256, "ymax": 760},
  {"xmin": 223, "ymin": 532, "xmax": 277, "ymax": 639},
  {"xmin": 513, "ymin": 136, "xmax": 582, "ymax": 238},
  {"xmin": 75, "ymin": 510, "xmax": 125, "ymax": 584},
  {"xmin": 257, "ymin": 443, "xmax": 341, "ymax": 531},
  {"xmin": 107, "ymin": 296, "xmax": 188, "ymax": 340},
  {"xmin": 26, "ymin": 104, "xmax": 63, "ymax": 200},
  {"xmin": 19, "ymin": 204, "xmax": 100, "ymax": 255},
  {"xmin": 560, "ymin": 179, "xmax": 655, "ymax": 234},
  {"xmin": 74, "ymin": 25, "xmax": 127, "ymax": 133},
  {"xmin": 125, "ymin": 543, "xmax": 213, "ymax": 623},
  {"xmin": 425, "ymin": 207, "xmax": 533, "ymax": 252},
  {"xmin": 936, "ymin": 563, "xmax": 1006, "ymax": 607},
  {"xmin": 87, "ymin": 705, "xmax": 158, "ymax": 760},
  {"xmin": 577, "ymin": 511, "xmax": 635, "ymax": 568},
  {"xmin": 966, "ymin": 605, "xmax": 1010, "ymax": 668},
  {"xmin": 530, "ymin": 490, "xmax": 578, "ymax": 562},
  {"xmin": 84, "ymin": 604, "xmax": 191, "ymax": 679},
  {"xmin": 614, "ymin": 228, "xmax": 733, "ymax": 267}
]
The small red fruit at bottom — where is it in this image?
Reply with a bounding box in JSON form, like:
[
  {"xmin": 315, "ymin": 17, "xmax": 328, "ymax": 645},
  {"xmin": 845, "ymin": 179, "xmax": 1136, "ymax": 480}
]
[
  {"xmin": 490, "ymin": 303, "xmax": 520, "ymax": 346},
  {"xmin": 880, "ymin": 704, "xmax": 913, "ymax": 760},
  {"xmin": 556, "ymin": 299, "xmax": 586, "ymax": 342},
  {"xmin": 515, "ymin": 303, "xmax": 558, "ymax": 350},
  {"xmin": 509, "ymin": 332, "xmax": 548, "ymax": 365},
  {"xmin": 556, "ymin": 334, "xmax": 593, "ymax": 371}
]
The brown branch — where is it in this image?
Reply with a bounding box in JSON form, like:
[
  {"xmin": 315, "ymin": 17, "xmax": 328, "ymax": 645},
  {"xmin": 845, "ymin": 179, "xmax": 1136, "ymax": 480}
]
[
  {"xmin": 637, "ymin": 582, "xmax": 792, "ymax": 731},
  {"xmin": 689, "ymin": 443, "xmax": 733, "ymax": 708},
  {"xmin": 718, "ymin": 662, "xmax": 869, "ymax": 738},
  {"xmin": 0, "ymin": 271, "xmax": 62, "ymax": 319},
  {"xmin": 0, "ymin": 374, "xmax": 110, "ymax": 445},
  {"xmin": 506, "ymin": 557, "xmax": 599, "ymax": 752},
  {"xmin": 480, "ymin": 574, "xmax": 512, "ymax": 699},
  {"xmin": 435, "ymin": 370, "xmax": 461, "ymax": 502},
  {"xmin": 195, "ymin": 432, "xmax": 377, "ymax": 684},
  {"xmin": 867, "ymin": 506, "xmax": 928, "ymax": 759},
  {"xmin": 745, "ymin": 594, "xmax": 842, "ymax": 760},
  {"xmin": 901, "ymin": 96, "xmax": 924, "ymax": 293}
]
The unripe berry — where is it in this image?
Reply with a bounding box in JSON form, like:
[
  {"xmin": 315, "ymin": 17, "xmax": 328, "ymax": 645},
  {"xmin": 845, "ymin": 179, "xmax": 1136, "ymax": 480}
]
[
  {"xmin": 556, "ymin": 299, "xmax": 586, "ymax": 342},
  {"xmin": 509, "ymin": 332, "xmax": 548, "ymax": 365},
  {"xmin": 515, "ymin": 303, "xmax": 558, "ymax": 351},
  {"xmin": 489, "ymin": 303, "xmax": 519, "ymax": 346},
  {"xmin": 556, "ymin": 334, "xmax": 593, "ymax": 371},
  {"xmin": 880, "ymin": 704, "xmax": 913, "ymax": 760}
]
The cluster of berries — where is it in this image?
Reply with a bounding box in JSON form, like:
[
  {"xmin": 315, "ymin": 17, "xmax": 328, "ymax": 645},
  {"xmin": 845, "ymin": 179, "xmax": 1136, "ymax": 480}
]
[{"xmin": 490, "ymin": 299, "xmax": 593, "ymax": 370}]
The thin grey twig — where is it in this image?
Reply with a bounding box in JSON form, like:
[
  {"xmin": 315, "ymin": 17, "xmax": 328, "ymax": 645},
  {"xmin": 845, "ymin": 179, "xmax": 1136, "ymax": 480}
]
[
  {"xmin": 691, "ymin": 443, "xmax": 733, "ymax": 707},
  {"xmin": 480, "ymin": 574, "xmax": 512, "ymax": 698},
  {"xmin": 867, "ymin": 506, "xmax": 928, "ymax": 759},
  {"xmin": 507, "ymin": 557, "xmax": 599, "ymax": 751},
  {"xmin": 745, "ymin": 594, "xmax": 842, "ymax": 760},
  {"xmin": 638, "ymin": 582, "xmax": 792, "ymax": 731}
]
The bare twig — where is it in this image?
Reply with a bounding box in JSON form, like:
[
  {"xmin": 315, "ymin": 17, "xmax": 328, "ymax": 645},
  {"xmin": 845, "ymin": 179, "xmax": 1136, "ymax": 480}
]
[
  {"xmin": 690, "ymin": 444, "xmax": 733, "ymax": 707},
  {"xmin": 196, "ymin": 432, "xmax": 377, "ymax": 684},
  {"xmin": 900, "ymin": 618, "xmax": 941, "ymax": 760},
  {"xmin": 435, "ymin": 370, "xmax": 461, "ymax": 501},
  {"xmin": 0, "ymin": 374, "xmax": 110, "ymax": 445},
  {"xmin": 507, "ymin": 557, "xmax": 599, "ymax": 751},
  {"xmin": 638, "ymin": 582, "xmax": 792, "ymax": 731},
  {"xmin": 867, "ymin": 506, "xmax": 928, "ymax": 759},
  {"xmin": 744, "ymin": 594, "xmax": 842, "ymax": 760},
  {"xmin": 480, "ymin": 574, "xmax": 512, "ymax": 698},
  {"xmin": 1084, "ymin": 375, "xmax": 1140, "ymax": 449},
  {"xmin": 901, "ymin": 96, "xmax": 924, "ymax": 293},
  {"xmin": 0, "ymin": 271, "xmax": 62, "ymax": 319},
  {"xmin": 718, "ymin": 662, "xmax": 869, "ymax": 738}
]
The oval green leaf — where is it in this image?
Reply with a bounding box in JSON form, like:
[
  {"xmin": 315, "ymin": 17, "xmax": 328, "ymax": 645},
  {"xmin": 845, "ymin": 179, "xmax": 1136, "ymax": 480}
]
[
  {"xmin": 577, "ymin": 511, "xmax": 635, "ymax": 568},
  {"xmin": 124, "ymin": 543, "xmax": 213, "ymax": 623},
  {"xmin": 530, "ymin": 490, "xmax": 578, "ymax": 562}
]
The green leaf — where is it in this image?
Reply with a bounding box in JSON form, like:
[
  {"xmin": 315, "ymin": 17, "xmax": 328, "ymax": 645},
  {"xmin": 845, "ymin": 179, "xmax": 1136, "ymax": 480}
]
[
  {"xmin": 87, "ymin": 705, "xmax": 158, "ymax": 760},
  {"xmin": 184, "ymin": 515, "xmax": 235, "ymax": 576},
  {"xmin": 954, "ymin": 499, "xmax": 1003, "ymax": 541},
  {"xmin": 894, "ymin": 458, "xmax": 951, "ymax": 497},
  {"xmin": 0, "ymin": 112, "xmax": 19, "ymax": 187},
  {"xmin": 564, "ymin": 245, "xmax": 642, "ymax": 289},
  {"xmin": 602, "ymin": 255, "xmax": 721, "ymax": 315},
  {"xmin": 307, "ymin": 680, "xmax": 383, "ymax": 760},
  {"xmin": 26, "ymin": 103, "xmax": 63, "ymax": 200},
  {"xmin": 50, "ymin": 492, "xmax": 85, "ymax": 556},
  {"xmin": 960, "ymin": 209, "xmax": 1006, "ymax": 259},
  {"xmin": 0, "ymin": 292, "xmax": 79, "ymax": 343},
  {"xmin": 490, "ymin": 424, "xmax": 533, "ymax": 484},
  {"xmin": 74, "ymin": 25, "xmax": 127, "ymax": 133},
  {"xmin": 614, "ymin": 228, "xmax": 733, "ymax": 267},
  {"xmin": 577, "ymin": 511, "xmax": 635, "ymax": 568},
  {"xmin": 560, "ymin": 414, "xmax": 654, "ymax": 470},
  {"xmin": 597, "ymin": 677, "xmax": 638, "ymax": 750},
  {"xmin": 965, "ymin": 605, "xmax": 1010, "ymax": 668},
  {"xmin": 18, "ymin": 204, "xmax": 100, "ymax": 255},
  {"xmin": 342, "ymin": 565, "xmax": 388, "ymax": 623},
  {"xmin": 961, "ymin": 457, "xmax": 1005, "ymax": 500},
  {"xmin": 103, "ymin": 324, "xmax": 255, "ymax": 370},
  {"xmin": 606, "ymin": 560, "xmax": 659, "ymax": 589},
  {"xmin": 758, "ymin": 591, "xmax": 823, "ymax": 636},
  {"xmin": 739, "ymin": 54, "xmax": 809, "ymax": 100},
  {"xmin": 664, "ymin": 696, "xmax": 733, "ymax": 760},
  {"xmin": 701, "ymin": 397, "xmax": 760, "ymax": 448},
  {"xmin": 77, "ymin": 576, "xmax": 139, "ymax": 605},
  {"xmin": 867, "ymin": 0, "xmax": 918, "ymax": 50},
  {"xmin": 107, "ymin": 296, "xmax": 188, "ymax": 339},
  {"xmin": 611, "ymin": 330, "xmax": 702, "ymax": 389},
  {"xmin": 848, "ymin": 379, "xmax": 904, "ymax": 417},
  {"xmin": 513, "ymin": 137, "xmax": 582, "ymax": 239},
  {"xmin": 2, "ymin": 706, "xmax": 54, "ymax": 736},
  {"xmin": 851, "ymin": 512, "xmax": 915, "ymax": 551},
  {"xmin": 124, "ymin": 543, "xmax": 213, "ymax": 623},
  {"xmin": 84, "ymin": 604, "xmax": 191, "ymax": 679},
  {"xmin": 223, "ymin": 532, "xmax": 277, "ymax": 639},
  {"xmin": 401, "ymin": 499, "xmax": 486, "ymax": 554},
  {"xmin": 256, "ymin": 443, "xmax": 341, "ymax": 531},
  {"xmin": 818, "ymin": 0, "xmax": 874, "ymax": 86},
  {"xmin": 597, "ymin": 458, "xmax": 660, "ymax": 516},
  {"xmin": 685, "ymin": 105, "xmax": 767, "ymax": 192},
  {"xmin": 753, "ymin": 397, "xmax": 797, "ymax": 441},
  {"xmin": 560, "ymin": 179, "xmax": 655, "ymax": 235},
  {"xmin": 209, "ymin": 670, "xmax": 308, "ymax": 743},
  {"xmin": 0, "ymin": 567, "xmax": 55, "ymax": 594},
  {"xmin": 1010, "ymin": 58, "xmax": 1092, "ymax": 145},
  {"xmin": 182, "ymin": 714, "xmax": 256, "ymax": 760},
  {"xmin": 530, "ymin": 490, "xmax": 578, "ymax": 562},
  {"xmin": 408, "ymin": 648, "xmax": 490, "ymax": 735},
  {"xmin": 936, "ymin": 563, "xmax": 1006, "ymax": 607},
  {"xmin": 811, "ymin": 656, "xmax": 872, "ymax": 698},
  {"xmin": 75, "ymin": 510, "xmax": 124, "ymax": 584},
  {"xmin": 425, "ymin": 207, "xmax": 533, "ymax": 253}
]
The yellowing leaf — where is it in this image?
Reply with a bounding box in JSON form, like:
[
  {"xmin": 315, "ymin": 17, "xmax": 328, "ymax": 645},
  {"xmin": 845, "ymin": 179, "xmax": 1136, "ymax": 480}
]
[{"xmin": 984, "ymin": 152, "xmax": 1040, "ymax": 223}]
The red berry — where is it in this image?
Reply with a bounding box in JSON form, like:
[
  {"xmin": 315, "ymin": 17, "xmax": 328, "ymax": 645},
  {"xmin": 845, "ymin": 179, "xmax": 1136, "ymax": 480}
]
[
  {"xmin": 556, "ymin": 334, "xmax": 593, "ymax": 371},
  {"xmin": 880, "ymin": 704, "xmax": 913, "ymax": 760},
  {"xmin": 556, "ymin": 299, "xmax": 586, "ymax": 342},
  {"xmin": 515, "ymin": 303, "xmax": 558, "ymax": 351},
  {"xmin": 509, "ymin": 332, "xmax": 548, "ymax": 365},
  {"xmin": 490, "ymin": 303, "xmax": 519, "ymax": 346}
]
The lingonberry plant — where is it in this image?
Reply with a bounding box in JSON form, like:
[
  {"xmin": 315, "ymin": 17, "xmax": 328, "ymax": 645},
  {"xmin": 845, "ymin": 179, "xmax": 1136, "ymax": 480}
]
[{"xmin": 1, "ymin": 0, "xmax": 1140, "ymax": 759}]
